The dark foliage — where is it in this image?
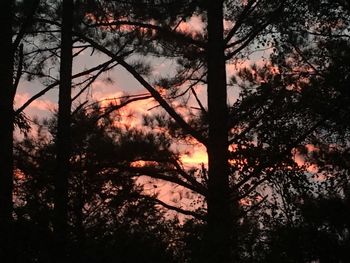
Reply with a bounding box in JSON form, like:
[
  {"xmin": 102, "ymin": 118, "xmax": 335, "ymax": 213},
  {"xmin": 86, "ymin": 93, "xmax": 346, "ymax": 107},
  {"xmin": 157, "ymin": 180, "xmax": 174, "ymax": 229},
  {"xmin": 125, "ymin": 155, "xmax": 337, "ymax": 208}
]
[{"xmin": 1, "ymin": 0, "xmax": 350, "ymax": 262}]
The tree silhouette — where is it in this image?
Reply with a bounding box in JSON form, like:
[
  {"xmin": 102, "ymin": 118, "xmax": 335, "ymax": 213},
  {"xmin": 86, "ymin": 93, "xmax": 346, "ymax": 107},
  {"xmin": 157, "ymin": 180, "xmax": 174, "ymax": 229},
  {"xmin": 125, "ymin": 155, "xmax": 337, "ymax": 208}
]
[
  {"xmin": 0, "ymin": 1, "xmax": 16, "ymax": 258},
  {"xmin": 2, "ymin": 0, "xmax": 350, "ymax": 262},
  {"xmin": 73, "ymin": 1, "xmax": 290, "ymax": 261},
  {"xmin": 53, "ymin": 0, "xmax": 74, "ymax": 260},
  {"xmin": 13, "ymin": 105, "xmax": 181, "ymax": 262},
  {"xmin": 0, "ymin": 0, "xmax": 41, "ymax": 259}
]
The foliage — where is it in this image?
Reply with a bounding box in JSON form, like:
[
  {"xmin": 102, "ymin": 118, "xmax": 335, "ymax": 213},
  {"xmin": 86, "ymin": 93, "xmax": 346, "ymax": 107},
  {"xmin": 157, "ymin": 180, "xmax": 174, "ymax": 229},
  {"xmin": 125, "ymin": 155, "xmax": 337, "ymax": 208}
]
[
  {"xmin": 2, "ymin": 0, "xmax": 350, "ymax": 262},
  {"xmin": 13, "ymin": 107, "xmax": 181, "ymax": 262}
]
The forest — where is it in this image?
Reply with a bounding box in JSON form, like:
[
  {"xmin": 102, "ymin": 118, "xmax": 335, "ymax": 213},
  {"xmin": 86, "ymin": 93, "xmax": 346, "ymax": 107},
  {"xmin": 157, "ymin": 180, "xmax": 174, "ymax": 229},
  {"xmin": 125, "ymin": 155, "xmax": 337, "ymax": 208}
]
[{"xmin": 0, "ymin": 0, "xmax": 350, "ymax": 262}]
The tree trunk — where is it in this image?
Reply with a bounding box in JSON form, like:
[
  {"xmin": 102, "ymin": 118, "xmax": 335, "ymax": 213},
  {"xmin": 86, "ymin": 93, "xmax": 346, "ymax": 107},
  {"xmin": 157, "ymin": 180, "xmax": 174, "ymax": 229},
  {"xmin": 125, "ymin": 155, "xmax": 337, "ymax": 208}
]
[
  {"xmin": 204, "ymin": 1, "xmax": 233, "ymax": 262},
  {"xmin": 0, "ymin": 0, "xmax": 15, "ymax": 259},
  {"xmin": 53, "ymin": 0, "xmax": 74, "ymax": 260}
]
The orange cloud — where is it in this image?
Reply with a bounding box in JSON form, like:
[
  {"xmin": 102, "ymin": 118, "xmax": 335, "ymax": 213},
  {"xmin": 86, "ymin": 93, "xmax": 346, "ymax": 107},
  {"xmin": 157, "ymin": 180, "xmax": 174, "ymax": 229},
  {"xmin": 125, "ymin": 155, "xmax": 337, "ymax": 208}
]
[
  {"xmin": 176, "ymin": 15, "xmax": 204, "ymax": 37},
  {"xmin": 15, "ymin": 92, "xmax": 56, "ymax": 114},
  {"xmin": 180, "ymin": 146, "xmax": 208, "ymax": 166},
  {"xmin": 293, "ymin": 145, "xmax": 320, "ymax": 174}
]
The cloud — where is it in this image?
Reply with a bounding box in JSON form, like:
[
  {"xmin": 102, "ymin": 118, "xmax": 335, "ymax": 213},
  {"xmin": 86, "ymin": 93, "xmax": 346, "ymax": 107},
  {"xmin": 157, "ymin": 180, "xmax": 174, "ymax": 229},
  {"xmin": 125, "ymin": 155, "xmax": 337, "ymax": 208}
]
[
  {"xmin": 180, "ymin": 145, "xmax": 208, "ymax": 165},
  {"xmin": 177, "ymin": 15, "xmax": 204, "ymax": 36},
  {"xmin": 15, "ymin": 92, "xmax": 56, "ymax": 117},
  {"xmin": 293, "ymin": 145, "xmax": 320, "ymax": 174}
]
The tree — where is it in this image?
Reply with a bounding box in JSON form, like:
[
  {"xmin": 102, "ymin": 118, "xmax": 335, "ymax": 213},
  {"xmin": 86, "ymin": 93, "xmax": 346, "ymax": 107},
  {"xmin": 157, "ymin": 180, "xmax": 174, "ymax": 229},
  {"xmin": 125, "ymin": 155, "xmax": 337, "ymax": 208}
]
[
  {"xmin": 205, "ymin": 1, "xmax": 233, "ymax": 262},
  {"xmin": 79, "ymin": 1, "xmax": 292, "ymax": 261},
  {"xmin": 8, "ymin": 0, "xmax": 350, "ymax": 262},
  {"xmin": 66, "ymin": 1, "xmax": 295, "ymax": 262},
  {"xmin": 0, "ymin": 1, "xmax": 15, "ymax": 257},
  {"xmin": 0, "ymin": 0, "xmax": 40, "ymax": 259},
  {"xmin": 227, "ymin": 1, "xmax": 350, "ymax": 261},
  {"xmin": 13, "ymin": 105, "xmax": 181, "ymax": 262},
  {"xmin": 53, "ymin": 0, "xmax": 74, "ymax": 260}
]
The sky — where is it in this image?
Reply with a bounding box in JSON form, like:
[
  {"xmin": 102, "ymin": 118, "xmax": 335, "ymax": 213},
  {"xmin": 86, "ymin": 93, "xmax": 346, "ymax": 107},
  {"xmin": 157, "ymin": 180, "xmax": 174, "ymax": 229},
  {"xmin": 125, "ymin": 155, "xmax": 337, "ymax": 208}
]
[
  {"xmin": 14, "ymin": 17, "xmax": 208, "ymax": 214},
  {"xmin": 15, "ymin": 12, "xmax": 276, "ymax": 125},
  {"xmin": 14, "ymin": 13, "xmax": 281, "ymax": 215}
]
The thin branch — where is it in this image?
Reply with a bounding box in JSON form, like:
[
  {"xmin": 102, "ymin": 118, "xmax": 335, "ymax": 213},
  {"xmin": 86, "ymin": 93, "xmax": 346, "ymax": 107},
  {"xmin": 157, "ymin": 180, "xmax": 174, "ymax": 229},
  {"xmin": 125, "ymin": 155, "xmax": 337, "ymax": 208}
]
[
  {"xmin": 240, "ymin": 195, "xmax": 268, "ymax": 216},
  {"xmin": 71, "ymin": 61, "xmax": 119, "ymax": 101},
  {"xmin": 127, "ymin": 166, "xmax": 205, "ymax": 196},
  {"xmin": 140, "ymin": 194, "xmax": 205, "ymax": 220},
  {"xmin": 190, "ymin": 86, "xmax": 207, "ymax": 115},
  {"xmin": 89, "ymin": 20, "xmax": 205, "ymax": 49},
  {"xmin": 225, "ymin": 22, "xmax": 269, "ymax": 60},
  {"xmin": 291, "ymin": 43, "xmax": 326, "ymax": 78},
  {"xmin": 73, "ymin": 45, "xmax": 89, "ymax": 57},
  {"xmin": 23, "ymin": 46, "xmax": 61, "ymax": 56},
  {"xmin": 13, "ymin": 0, "xmax": 40, "ymax": 50},
  {"xmin": 95, "ymin": 95, "xmax": 152, "ymax": 121},
  {"xmin": 85, "ymin": 93, "xmax": 152, "ymax": 108},
  {"xmin": 15, "ymin": 58, "xmax": 118, "ymax": 115},
  {"xmin": 224, "ymin": 0, "xmax": 260, "ymax": 46},
  {"xmin": 171, "ymin": 158, "xmax": 208, "ymax": 196},
  {"xmin": 76, "ymin": 32, "xmax": 208, "ymax": 146},
  {"xmin": 71, "ymin": 100, "xmax": 89, "ymax": 116},
  {"xmin": 233, "ymin": 118, "xmax": 325, "ymax": 198},
  {"xmin": 225, "ymin": 2, "xmax": 286, "ymax": 60},
  {"xmin": 13, "ymin": 43, "xmax": 24, "ymax": 100}
]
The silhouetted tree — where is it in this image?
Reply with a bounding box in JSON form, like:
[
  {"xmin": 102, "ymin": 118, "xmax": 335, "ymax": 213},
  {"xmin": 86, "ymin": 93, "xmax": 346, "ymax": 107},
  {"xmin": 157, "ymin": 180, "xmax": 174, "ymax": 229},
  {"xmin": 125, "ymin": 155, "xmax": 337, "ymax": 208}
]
[
  {"xmin": 13, "ymin": 106, "xmax": 181, "ymax": 262},
  {"xmin": 226, "ymin": 1, "xmax": 350, "ymax": 261},
  {"xmin": 0, "ymin": 1, "xmax": 15, "ymax": 258},
  {"xmin": 53, "ymin": 0, "xmax": 74, "ymax": 260},
  {"xmin": 7, "ymin": 0, "xmax": 350, "ymax": 262},
  {"xmin": 74, "ymin": 1, "xmax": 291, "ymax": 261},
  {"xmin": 0, "ymin": 0, "xmax": 40, "ymax": 259}
]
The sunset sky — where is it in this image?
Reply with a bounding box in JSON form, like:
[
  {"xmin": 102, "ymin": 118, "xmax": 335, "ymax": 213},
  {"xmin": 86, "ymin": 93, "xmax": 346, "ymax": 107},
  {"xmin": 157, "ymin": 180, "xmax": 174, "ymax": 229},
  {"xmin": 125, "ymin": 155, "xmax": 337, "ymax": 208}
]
[
  {"xmin": 15, "ymin": 13, "xmax": 273, "ymax": 123},
  {"xmin": 3, "ymin": 1, "xmax": 349, "ymax": 262}
]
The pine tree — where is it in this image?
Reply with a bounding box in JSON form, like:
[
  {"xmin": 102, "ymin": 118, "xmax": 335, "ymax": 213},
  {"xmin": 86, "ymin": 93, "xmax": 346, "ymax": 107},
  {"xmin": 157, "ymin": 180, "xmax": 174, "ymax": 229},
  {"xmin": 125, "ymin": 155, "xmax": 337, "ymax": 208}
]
[
  {"xmin": 53, "ymin": 0, "xmax": 74, "ymax": 260},
  {"xmin": 0, "ymin": 1, "xmax": 15, "ymax": 258}
]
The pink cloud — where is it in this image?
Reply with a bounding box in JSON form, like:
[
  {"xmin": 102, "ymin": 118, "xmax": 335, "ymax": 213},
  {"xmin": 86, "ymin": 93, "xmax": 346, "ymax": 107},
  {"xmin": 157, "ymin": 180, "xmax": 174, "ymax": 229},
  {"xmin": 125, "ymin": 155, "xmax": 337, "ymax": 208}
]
[
  {"xmin": 176, "ymin": 15, "xmax": 204, "ymax": 37},
  {"xmin": 180, "ymin": 144, "xmax": 208, "ymax": 166},
  {"xmin": 15, "ymin": 92, "xmax": 56, "ymax": 116}
]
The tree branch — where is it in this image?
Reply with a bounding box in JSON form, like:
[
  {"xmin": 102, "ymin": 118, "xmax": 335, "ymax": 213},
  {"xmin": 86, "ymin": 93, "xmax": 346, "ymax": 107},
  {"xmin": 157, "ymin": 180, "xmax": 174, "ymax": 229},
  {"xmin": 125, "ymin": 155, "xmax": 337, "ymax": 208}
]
[
  {"xmin": 140, "ymin": 194, "xmax": 205, "ymax": 220},
  {"xmin": 94, "ymin": 95, "xmax": 152, "ymax": 121},
  {"xmin": 89, "ymin": 20, "xmax": 205, "ymax": 49},
  {"xmin": 15, "ymin": 58, "xmax": 118, "ymax": 115},
  {"xmin": 76, "ymin": 33, "xmax": 208, "ymax": 146},
  {"xmin": 224, "ymin": 0, "xmax": 260, "ymax": 46},
  {"xmin": 13, "ymin": 0, "xmax": 40, "ymax": 50},
  {"xmin": 127, "ymin": 166, "xmax": 206, "ymax": 196}
]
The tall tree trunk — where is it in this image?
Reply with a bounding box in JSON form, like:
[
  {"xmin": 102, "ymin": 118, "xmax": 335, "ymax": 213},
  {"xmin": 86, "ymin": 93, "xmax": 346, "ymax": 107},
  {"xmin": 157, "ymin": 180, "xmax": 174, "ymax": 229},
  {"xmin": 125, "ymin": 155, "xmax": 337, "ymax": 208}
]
[
  {"xmin": 205, "ymin": 1, "xmax": 233, "ymax": 262},
  {"xmin": 53, "ymin": 0, "xmax": 74, "ymax": 260},
  {"xmin": 0, "ymin": 0, "xmax": 15, "ymax": 259}
]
